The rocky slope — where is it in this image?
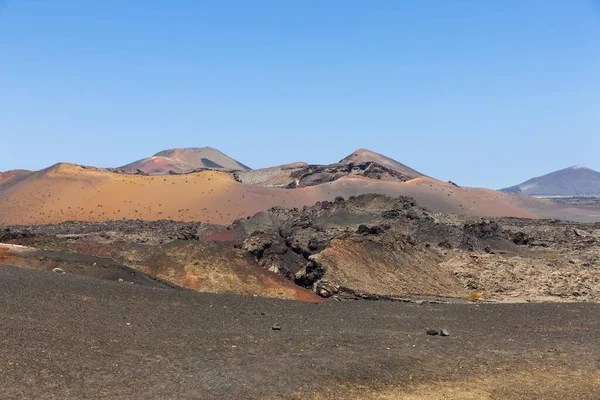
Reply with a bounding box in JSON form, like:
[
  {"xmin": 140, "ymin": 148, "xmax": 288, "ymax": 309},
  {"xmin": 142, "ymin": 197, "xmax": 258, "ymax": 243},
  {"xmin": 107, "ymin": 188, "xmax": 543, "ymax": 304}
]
[
  {"xmin": 236, "ymin": 148, "xmax": 422, "ymax": 188},
  {"xmin": 4, "ymin": 194, "xmax": 600, "ymax": 303},
  {"xmin": 228, "ymin": 194, "xmax": 600, "ymax": 301}
]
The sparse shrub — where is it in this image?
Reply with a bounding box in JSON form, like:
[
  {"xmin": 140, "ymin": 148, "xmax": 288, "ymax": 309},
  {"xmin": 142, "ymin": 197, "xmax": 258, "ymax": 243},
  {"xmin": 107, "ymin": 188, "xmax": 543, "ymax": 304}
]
[{"xmin": 467, "ymin": 292, "xmax": 482, "ymax": 302}]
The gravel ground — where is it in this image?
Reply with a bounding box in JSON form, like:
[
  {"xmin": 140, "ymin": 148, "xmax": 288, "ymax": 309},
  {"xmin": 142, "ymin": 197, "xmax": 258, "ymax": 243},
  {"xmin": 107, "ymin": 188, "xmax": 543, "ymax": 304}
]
[{"xmin": 1, "ymin": 265, "xmax": 600, "ymax": 399}]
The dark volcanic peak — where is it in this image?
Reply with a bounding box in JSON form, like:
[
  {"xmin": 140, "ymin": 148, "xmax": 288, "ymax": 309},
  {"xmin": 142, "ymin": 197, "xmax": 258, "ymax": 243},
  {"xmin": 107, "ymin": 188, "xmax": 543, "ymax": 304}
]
[
  {"xmin": 340, "ymin": 149, "xmax": 424, "ymax": 178},
  {"xmin": 237, "ymin": 158, "xmax": 417, "ymax": 189},
  {"xmin": 236, "ymin": 149, "xmax": 425, "ymax": 188},
  {"xmin": 119, "ymin": 147, "xmax": 251, "ymax": 174},
  {"xmin": 501, "ymin": 165, "xmax": 600, "ymax": 197}
]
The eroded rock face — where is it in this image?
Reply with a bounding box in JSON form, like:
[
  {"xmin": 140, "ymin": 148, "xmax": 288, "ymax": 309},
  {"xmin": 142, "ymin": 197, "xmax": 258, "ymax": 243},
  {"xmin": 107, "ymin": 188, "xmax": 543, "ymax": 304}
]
[
  {"xmin": 236, "ymin": 161, "xmax": 417, "ymax": 188},
  {"xmin": 227, "ymin": 194, "xmax": 600, "ymax": 302},
  {"xmin": 1, "ymin": 221, "xmax": 321, "ymax": 302},
  {"xmin": 304, "ymin": 236, "xmax": 454, "ymax": 298},
  {"xmin": 286, "ymin": 162, "xmax": 415, "ymax": 188},
  {"xmin": 242, "ymin": 233, "xmax": 306, "ymax": 280},
  {"xmin": 224, "ymin": 195, "xmax": 508, "ymax": 299}
]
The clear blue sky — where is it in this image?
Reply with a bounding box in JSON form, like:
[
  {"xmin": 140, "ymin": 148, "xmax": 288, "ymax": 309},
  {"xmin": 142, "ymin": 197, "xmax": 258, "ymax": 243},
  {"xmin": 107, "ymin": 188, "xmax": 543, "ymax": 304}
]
[{"xmin": 1, "ymin": 0, "xmax": 599, "ymax": 188}]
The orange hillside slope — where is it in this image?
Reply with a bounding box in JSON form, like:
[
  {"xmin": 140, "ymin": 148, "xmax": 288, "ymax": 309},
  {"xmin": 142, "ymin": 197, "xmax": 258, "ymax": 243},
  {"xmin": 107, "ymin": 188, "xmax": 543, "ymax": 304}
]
[
  {"xmin": 0, "ymin": 164, "xmax": 320, "ymax": 225},
  {"xmin": 0, "ymin": 163, "xmax": 558, "ymax": 225}
]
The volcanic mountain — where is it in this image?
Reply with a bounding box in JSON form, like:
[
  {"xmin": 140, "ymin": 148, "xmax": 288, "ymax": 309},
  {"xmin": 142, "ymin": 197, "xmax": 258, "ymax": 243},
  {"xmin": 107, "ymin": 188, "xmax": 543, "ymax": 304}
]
[
  {"xmin": 339, "ymin": 148, "xmax": 425, "ymax": 177},
  {"xmin": 119, "ymin": 147, "xmax": 251, "ymax": 174},
  {"xmin": 237, "ymin": 149, "xmax": 424, "ymax": 188},
  {"xmin": 501, "ymin": 166, "xmax": 600, "ymax": 197},
  {"xmin": 0, "ymin": 164, "xmax": 588, "ymax": 225},
  {"xmin": 2, "ymin": 148, "xmax": 600, "ymax": 225},
  {"xmin": 0, "ymin": 170, "xmax": 31, "ymax": 187}
]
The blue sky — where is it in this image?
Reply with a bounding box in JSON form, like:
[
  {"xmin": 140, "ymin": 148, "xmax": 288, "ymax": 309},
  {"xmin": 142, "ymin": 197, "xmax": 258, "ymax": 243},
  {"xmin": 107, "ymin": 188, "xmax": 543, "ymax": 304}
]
[{"xmin": 1, "ymin": 0, "xmax": 599, "ymax": 188}]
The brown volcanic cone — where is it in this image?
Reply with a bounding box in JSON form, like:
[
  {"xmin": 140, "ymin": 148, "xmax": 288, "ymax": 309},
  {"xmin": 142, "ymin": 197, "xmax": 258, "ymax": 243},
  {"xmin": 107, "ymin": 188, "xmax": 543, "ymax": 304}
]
[
  {"xmin": 120, "ymin": 147, "xmax": 251, "ymax": 174},
  {"xmin": 237, "ymin": 148, "xmax": 425, "ymax": 189},
  {"xmin": 340, "ymin": 148, "xmax": 425, "ymax": 177}
]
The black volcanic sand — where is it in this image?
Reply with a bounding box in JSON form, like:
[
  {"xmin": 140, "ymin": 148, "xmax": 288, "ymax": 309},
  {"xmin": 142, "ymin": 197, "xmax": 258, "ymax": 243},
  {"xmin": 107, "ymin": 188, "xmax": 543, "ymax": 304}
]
[
  {"xmin": 1, "ymin": 265, "xmax": 600, "ymax": 399},
  {"xmin": 0, "ymin": 249, "xmax": 177, "ymax": 288}
]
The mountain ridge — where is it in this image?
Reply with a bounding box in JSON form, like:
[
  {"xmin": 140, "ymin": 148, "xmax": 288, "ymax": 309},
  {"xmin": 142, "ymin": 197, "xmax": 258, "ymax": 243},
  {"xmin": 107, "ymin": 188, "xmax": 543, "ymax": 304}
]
[{"xmin": 501, "ymin": 166, "xmax": 600, "ymax": 197}]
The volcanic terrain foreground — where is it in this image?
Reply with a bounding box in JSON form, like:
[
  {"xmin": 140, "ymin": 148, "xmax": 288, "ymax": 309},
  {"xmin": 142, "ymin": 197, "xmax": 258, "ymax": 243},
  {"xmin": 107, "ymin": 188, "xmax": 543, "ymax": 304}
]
[
  {"xmin": 4, "ymin": 193, "xmax": 600, "ymax": 303},
  {"xmin": 1, "ymin": 265, "xmax": 600, "ymax": 399}
]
